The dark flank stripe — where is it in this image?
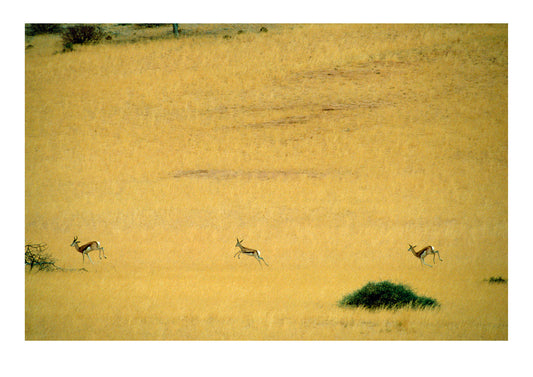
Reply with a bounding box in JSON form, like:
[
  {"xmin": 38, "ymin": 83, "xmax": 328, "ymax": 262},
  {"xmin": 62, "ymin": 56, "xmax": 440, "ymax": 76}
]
[
  {"xmin": 240, "ymin": 247, "xmax": 258, "ymax": 253},
  {"xmin": 77, "ymin": 242, "xmax": 98, "ymax": 253},
  {"xmin": 409, "ymin": 245, "xmax": 432, "ymax": 258},
  {"xmin": 414, "ymin": 250, "xmax": 425, "ymax": 257}
]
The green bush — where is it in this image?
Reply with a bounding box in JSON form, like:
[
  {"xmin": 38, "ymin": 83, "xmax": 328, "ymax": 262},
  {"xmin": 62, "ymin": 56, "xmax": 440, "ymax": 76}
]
[
  {"xmin": 339, "ymin": 281, "xmax": 439, "ymax": 310},
  {"xmin": 26, "ymin": 23, "xmax": 63, "ymax": 36},
  {"xmin": 488, "ymin": 276, "xmax": 507, "ymax": 284}
]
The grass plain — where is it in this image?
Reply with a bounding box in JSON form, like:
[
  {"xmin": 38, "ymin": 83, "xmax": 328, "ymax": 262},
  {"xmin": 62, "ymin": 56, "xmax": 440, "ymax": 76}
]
[{"xmin": 25, "ymin": 24, "xmax": 507, "ymax": 340}]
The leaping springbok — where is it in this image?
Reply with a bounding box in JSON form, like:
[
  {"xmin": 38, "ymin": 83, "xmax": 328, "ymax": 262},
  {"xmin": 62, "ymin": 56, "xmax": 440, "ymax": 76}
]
[
  {"xmin": 70, "ymin": 236, "xmax": 106, "ymax": 264},
  {"xmin": 234, "ymin": 238, "xmax": 269, "ymax": 267},
  {"xmin": 408, "ymin": 244, "xmax": 443, "ymax": 267}
]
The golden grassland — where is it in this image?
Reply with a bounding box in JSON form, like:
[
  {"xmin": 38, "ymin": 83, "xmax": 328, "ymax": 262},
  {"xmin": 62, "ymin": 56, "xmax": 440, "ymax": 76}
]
[{"xmin": 25, "ymin": 24, "xmax": 507, "ymax": 340}]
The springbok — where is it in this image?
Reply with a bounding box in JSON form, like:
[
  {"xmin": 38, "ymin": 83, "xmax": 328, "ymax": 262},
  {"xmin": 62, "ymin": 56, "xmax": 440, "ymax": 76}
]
[
  {"xmin": 234, "ymin": 238, "xmax": 269, "ymax": 267},
  {"xmin": 408, "ymin": 244, "xmax": 443, "ymax": 267},
  {"xmin": 70, "ymin": 236, "xmax": 106, "ymax": 264}
]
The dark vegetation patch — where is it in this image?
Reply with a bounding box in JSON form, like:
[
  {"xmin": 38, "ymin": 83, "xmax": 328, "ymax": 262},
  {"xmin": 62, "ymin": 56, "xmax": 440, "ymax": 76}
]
[
  {"xmin": 61, "ymin": 24, "xmax": 105, "ymax": 51},
  {"xmin": 134, "ymin": 24, "xmax": 166, "ymax": 28},
  {"xmin": 26, "ymin": 24, "xmax": 279, "ymax": 55},
  {"xmin": 25, "ymin": 24, "xmax": 63, "ymax": 36},
  {"xmin": 25, "ymin": 243, "xmax": 87, "ymax": 272},
  {"xmin": 339, "ymin": 281, "xmax": 439, "ymax": 310},
  {"xmin": 486, "ymin": 276, "xmax": 507, "ymax": 284}
]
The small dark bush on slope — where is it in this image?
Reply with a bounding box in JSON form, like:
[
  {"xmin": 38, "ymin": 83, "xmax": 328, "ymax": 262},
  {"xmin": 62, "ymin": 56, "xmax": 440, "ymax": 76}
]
[
  {"xmin": 61, "ymin": 25, "xmax": 104, "ymax": 47},
  {"xmin": 339, "ymin": 281, "xmax": 439, "ymax": 310},
  {"xmin": 487, "ymin": 276, "xmax": 507, "ymax": 284},
  {"xmin": 25, "ymin": 243, "xmax": 56, "ymax": 271},
  {"xmin": 26, "ymin": 24, "xmax": 63, "ymax": 36},
  {"xmin": 25, "ymin": 243, "xmax": 87, "ymax": 272}
]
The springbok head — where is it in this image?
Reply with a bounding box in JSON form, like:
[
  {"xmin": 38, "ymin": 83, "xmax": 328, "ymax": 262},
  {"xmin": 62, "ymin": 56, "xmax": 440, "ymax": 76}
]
[{"xmin": 71, "ymin": 236, "xmax": 79, "ymax": 247}]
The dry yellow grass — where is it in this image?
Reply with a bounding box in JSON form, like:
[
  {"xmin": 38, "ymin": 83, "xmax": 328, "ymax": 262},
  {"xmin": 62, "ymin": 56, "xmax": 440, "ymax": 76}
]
[{"xmin": 25, "ymin": 24, "xmax": 507, "ymax": 340}]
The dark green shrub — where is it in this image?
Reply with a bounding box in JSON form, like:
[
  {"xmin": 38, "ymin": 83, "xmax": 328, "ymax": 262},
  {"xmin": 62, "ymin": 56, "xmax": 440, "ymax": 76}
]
[
  {"xmin": 61, "ymin": 24, "xmax": 104, "ymax": 47},
  {"xmin": 339, "ymin": 281, "xmax": 439, "ymax": 310},
  {"xmin": 488, "ymin": 276, "xmax": 507, "ymax": 284},
  {"xmin": 26, "ymin": 23, "xmax": 63, "ymax": 36},
  {"xmin": 62, "ymin": 42, "xmax": 74, "ymax": 53}
]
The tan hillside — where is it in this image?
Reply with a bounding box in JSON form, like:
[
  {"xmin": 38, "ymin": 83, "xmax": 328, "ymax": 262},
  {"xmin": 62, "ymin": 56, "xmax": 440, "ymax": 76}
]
[{"xmin": 25, "ymin": 24, "xmax": 507, "ymax": 340}]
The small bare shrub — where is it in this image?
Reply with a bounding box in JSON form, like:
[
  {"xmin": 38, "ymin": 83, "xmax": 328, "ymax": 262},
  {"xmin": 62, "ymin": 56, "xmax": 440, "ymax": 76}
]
[
  {"xmin": 25, "ymin": 243, "xmax": 56, "ymax": 271},
  {"xmin": 61, "ymin": 24, "xmax": 104, "ymax": 49},
  {"xmin": 25, "ymin": 243, "xmax": 87, "ymax": 272}
]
